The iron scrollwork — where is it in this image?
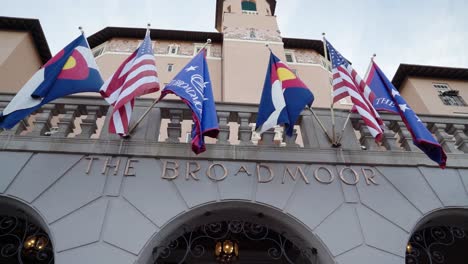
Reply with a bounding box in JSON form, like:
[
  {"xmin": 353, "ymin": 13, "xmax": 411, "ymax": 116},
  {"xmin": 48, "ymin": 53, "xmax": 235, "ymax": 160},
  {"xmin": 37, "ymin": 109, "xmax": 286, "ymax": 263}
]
[
  {"xmin": 0, "ymin": 212, "xmax": 54, "ymax": 264},
  {"xmin": 153, "ymin": 220, "xmax": 317, "ymax": 264},
  {"xmin": 406, "ymin": 225, "xmax": 466, "ymax": 264}
]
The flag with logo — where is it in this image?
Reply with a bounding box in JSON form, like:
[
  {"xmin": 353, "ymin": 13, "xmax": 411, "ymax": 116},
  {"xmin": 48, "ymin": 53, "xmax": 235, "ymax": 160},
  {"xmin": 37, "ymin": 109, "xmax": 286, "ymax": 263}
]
[
  {"xmin": 0, "ymin": 34, "xmax": 103, "ymax": 129},
  {"xmin": 256, "ymin": 52, "xmax": 314, "ymax": 137},
  {"xmin": 325, "ymin": 38, "xmax": 384, "ymax": 142},
  {"xmin": 100, "ymin": 30, "xmax": 160, "ymax": 136},
  {"xmin": 366, "ymin": 60, "xmax": 447, "ymax": 168},
  {"xmin": 160, "ymin": 49, "xmax": 219, "ymax": 154}
]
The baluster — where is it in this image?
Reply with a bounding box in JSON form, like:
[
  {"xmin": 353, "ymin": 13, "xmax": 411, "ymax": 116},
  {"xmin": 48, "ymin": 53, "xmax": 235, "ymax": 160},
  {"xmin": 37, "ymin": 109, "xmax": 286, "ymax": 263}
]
[
  {"xmin": 389, "ymin": 121, "xmax": 420, "ymax": 152},
  {"xmin": 77, "ymin": 105, "xmax": 103, "ymax": 139},
  {"xmin": 429, "ymin": 123, "xmax": 461, "ymax": 153},
  {"xmin": 0, "ymin": 114, "xmax": 28, "ymax": 136},
  {"xmin": 51, "ymin": 105, "xmax": 79, "ymax": 138},
  {"xmin": 237, "ymin": 112, "xmax": 253, "ymax": 145},
  {"xmin": 29, "ymin": 104, "xmax": 56, "ymax": 136},
  {"xmin": 166, "ymin": 109, "xmax": 183, "ymax": 143},
  {"xmin": 447, "ymin": 124, "xmax": 468, "ymax": 153},
  {"xmin": 353, "ymin": 120, "xmax": 380, "ymax": 150},
  {"xmin": 381, "ymin": 121, "xmax": 400, "ymax": 150},
  {"xmin": 216, "ymin": 111, "xmax": 230, "ymax": 145},
  {"xmin": 260, "ymin": 128, "xmax": 276, "ymax": 146},
  {"xmin": 283, "ymin": 128, "xmax": 299, "ymax": 147}
]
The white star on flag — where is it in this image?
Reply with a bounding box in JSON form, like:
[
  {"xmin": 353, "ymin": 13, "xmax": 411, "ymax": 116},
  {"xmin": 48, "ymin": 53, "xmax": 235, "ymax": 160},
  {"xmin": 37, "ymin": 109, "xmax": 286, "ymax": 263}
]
[
  {"xmin": 399, "ymin": 104, "xmax": 409, "ymax": 112},
  {"xmin": 391, "ymin": 89, "xmax": 400, "ymax": 97},
  {"xmin": 185, "ymin": 66, "xmax": 198, "ymax": 72}
]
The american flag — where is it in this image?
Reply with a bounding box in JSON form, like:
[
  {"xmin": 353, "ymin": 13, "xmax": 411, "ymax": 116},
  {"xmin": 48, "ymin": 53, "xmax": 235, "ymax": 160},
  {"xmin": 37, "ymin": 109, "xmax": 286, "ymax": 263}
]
[
  {"xmin": 325, "ymin": 39, "xmax": 383, "ymax": 141},
  {"xmin": 100, "ymin": 30, "xmax": 160, "ymax": 135}
]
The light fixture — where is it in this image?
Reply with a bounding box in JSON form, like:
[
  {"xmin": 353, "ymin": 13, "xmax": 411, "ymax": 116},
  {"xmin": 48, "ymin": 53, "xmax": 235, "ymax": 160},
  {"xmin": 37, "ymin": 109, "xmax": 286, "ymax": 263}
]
[
  {"xmin": 24, "ymin": 235, "xmax": 49, "ymax": 252},
  {"xmin": 215, "ymin": 240, "xmax": 239, "ymax": 263},
  {"xmin": 406, "ymin": 243, "xmax": 412, "ymax": 254}
]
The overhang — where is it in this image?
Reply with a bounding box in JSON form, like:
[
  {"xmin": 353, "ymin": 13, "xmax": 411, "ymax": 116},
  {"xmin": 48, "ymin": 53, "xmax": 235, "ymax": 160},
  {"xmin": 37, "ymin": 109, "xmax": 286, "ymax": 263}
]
[
  {"xmin": 87, "ymin": 27, "xmax": 223, "ymax": 49},
  {"xmin": 282, "ymin": 37, "xmax": 324, "ymax": 56},
  {"xmin": 392, "ymin": 64, "xmax": 468, "ymax": 90},
  {"xmin": 0, "ymin": 16, "xmax": 51, "ymax": 64}
]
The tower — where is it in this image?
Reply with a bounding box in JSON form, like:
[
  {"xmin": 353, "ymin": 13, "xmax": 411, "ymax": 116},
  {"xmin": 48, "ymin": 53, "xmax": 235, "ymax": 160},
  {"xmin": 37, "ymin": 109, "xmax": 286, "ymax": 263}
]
[{"xmin": 215, "ymin": 0, "xmax": 285, "ymax": 103}]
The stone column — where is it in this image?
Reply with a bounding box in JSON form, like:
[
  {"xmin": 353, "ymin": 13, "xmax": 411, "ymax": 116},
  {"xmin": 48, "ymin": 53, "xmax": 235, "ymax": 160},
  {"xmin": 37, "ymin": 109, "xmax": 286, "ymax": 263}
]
[
  {"xmin": 237, "ymin": 112, "xmax": 253, "ymax": 145},
  {"xmin": 165, "ymin": 109, "xmax": 183, "ymax": 143},
  {"xmin": 216, "ymin": 111, "xmax": 230, "ymax": 145},
  {"xmin": 51, "ymin": 105, "xmax": 79, "ymax": 138},
  {"xmin": 447, "ymin": 124, "xmax": 468, "ymax": 153},
  {"xmin": 29, "ymin": 104, "xmax": 56, "ymax": 136},
  {"xmin": 429, "ymin": 123, "xmax": 461, "ymax": 153},
  {"xmin": 77, "ymin": 106, "xmax": 103, "ymax": 139}
]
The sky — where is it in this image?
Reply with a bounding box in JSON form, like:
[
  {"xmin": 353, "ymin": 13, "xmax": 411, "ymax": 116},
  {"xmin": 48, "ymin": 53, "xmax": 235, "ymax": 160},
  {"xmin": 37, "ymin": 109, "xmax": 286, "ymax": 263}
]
[{"xmin": 1, "ymin": 0, "xmax": 467, "ymax": 78}]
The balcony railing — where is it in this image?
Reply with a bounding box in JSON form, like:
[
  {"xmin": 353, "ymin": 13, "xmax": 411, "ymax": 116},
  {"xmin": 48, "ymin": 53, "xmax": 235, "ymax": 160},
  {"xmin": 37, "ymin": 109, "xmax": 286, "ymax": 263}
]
[{"xmin": 1, "ymin": 94, "xmax": 467, "ymax": 167}]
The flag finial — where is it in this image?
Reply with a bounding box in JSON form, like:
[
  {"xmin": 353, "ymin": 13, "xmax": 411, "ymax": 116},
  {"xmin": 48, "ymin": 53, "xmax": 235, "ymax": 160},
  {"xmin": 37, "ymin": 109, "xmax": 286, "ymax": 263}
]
[
  {"xmin": 78, "ymin": 26, "xmax": 84, "ymax": 34},
  {"xmin": 207, "ymin": 39, "xmax": 212, "ymax": 44}
]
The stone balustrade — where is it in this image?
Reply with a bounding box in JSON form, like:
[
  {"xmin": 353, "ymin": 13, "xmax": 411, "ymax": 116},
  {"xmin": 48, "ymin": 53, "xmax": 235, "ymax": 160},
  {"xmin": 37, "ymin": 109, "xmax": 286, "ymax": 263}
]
[{"xmin": 1, "ymin": 94, "xmax": 468, "ymax": 168}]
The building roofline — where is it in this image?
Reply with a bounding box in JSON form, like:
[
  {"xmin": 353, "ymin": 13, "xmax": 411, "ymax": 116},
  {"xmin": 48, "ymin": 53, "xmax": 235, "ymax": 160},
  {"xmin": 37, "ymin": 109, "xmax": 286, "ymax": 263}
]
[
  {"xmin": 0, "ymin": 16, "xmax": 52, "ymax": 64},
  {"xmin": 215, "ymin": 0, "xmax": 277, "ymax": 30},
  {"xmin": 87, "ymin": 27, "xmax": 223, "ymax": 49},
  {"xmin": 282, "ymin": 37, "xmax": 324, "ymax": 56},
  {"xmin": 392, "ymin": 64, "xmax": 468, "ymax": 90}
]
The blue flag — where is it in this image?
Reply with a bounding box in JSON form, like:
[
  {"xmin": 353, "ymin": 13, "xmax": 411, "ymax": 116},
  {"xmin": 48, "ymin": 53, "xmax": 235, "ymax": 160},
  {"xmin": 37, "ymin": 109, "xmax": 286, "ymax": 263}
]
[
  {"xmin": 366, "ymin": 61, "xmax": 447, "ymax": 168},
  {"xmin": 256, "ymin": 52, "xmax": 314, "ymax": 137},
  {"xmin": 0, "ymin": 34, "xmax": 103, "ymax": 129},
  {"xmin": 160, "ymin": 49, "xmax": 219, "ymax": 154}
]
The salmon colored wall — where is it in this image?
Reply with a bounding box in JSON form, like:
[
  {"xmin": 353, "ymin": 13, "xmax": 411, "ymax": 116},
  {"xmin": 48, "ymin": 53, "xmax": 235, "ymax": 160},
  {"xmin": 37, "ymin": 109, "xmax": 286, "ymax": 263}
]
[
  {"xmin": 0, "ymin": 31, "xmax": 42, "ymax": 94},
  {"xmin": 95, "ymin": 51, "xmax": 222, "ymax": 101},
  {"xmin": 401, "ymin": 77, "xmax": 468, "ymax": 116}
]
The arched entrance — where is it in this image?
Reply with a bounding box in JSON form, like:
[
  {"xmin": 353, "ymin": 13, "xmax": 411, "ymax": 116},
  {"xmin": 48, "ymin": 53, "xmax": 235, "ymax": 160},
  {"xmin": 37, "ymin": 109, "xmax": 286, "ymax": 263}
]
[
  {"xmin": 0, "ymin": 196, "xmax": 54, "ymax": 264},
  {"xmin": 139, "ymin": 201, "xmax": 335, "ymax": 264},
  {"xmin": 406, "ymin": 208, "xmax": 468, "ymax": 264}
]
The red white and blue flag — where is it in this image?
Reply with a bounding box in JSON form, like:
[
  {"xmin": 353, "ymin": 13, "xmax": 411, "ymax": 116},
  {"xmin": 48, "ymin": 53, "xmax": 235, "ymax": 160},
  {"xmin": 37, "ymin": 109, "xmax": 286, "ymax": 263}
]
[
  {"xmin": 160, "ymin": 49, "xmax": 219, "ymax": 154},
  {"xmin": 325, "ymin": 39, "xmax": 384, "ymax": 142},
  {"xmin": 256, "ymin": 52, "xmax": 314, "ymax": 136},
  {"xmin": 100, "ymin": 30, "xmax": 160, "ymax": 136},
  {"xmin": 0, "ymin": 34, "xmax": 103, "ymax": 129},
  {"xmin": 366, "ymin": 61, "xmax": 447, "ymax": 168}
]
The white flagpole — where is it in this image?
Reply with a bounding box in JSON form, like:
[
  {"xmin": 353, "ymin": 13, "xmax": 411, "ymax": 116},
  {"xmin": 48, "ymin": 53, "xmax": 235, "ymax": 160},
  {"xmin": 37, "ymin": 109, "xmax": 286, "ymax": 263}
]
[{"xmin": 322, "ymin": 33, "xmax": 338, "ymax": 146}]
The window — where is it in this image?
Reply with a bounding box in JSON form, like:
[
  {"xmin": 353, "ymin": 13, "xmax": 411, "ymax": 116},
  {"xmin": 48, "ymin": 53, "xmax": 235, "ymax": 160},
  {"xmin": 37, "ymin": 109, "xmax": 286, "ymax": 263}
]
[
  {"xmin": 92, "ymin": 46, "xmax": 104, "ymax": 57},
  {"xmin": 433, "ymin": 83, "xmax": 467, "ymax": 106},
  {"xmin": 242, "ymin": 0, "xmax": 257, "ymax": 12},
  {"xmin": 194, "ymin": 44, "xmax": 210, "ymax": 56},
  {"xmin": 167, "ymin": 64, "xmax": 174, "ymax": 72},
  {"xmin": 168, "ymin": 44, "xmax": 179, "ymax": 55},
  {"xmin": 285, "ymin": 51, "xmax": 295, "ymax": 63}
]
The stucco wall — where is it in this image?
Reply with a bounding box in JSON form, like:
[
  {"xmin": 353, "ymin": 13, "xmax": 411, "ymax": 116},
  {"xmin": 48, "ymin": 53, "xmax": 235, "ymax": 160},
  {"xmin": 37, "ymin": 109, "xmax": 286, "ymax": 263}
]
[
  {"xmin": 0, "ymin": 30, "xmax": 43, "ymax": 94},
  {"xmin": 400, "ymin": 77, "xmax": 468, "ymax": 115}
]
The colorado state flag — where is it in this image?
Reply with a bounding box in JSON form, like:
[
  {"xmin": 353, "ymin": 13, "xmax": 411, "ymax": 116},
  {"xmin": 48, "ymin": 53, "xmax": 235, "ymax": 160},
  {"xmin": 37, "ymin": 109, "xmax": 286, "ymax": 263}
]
[
  {"xmin": 0, "ymin": 34, "xmax": 103, "ymax": 129},
  {"xmin": 256, "ymin": 52, "xmax": 314, "ymax": 137}
]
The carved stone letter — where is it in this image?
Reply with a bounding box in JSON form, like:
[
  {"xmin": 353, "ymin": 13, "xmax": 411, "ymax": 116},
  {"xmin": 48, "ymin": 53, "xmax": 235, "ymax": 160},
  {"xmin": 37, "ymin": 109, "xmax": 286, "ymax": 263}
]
[
  {"xmin": 314, "ymin": 167, "xmax": 335, "ymax": 184},
  {"xmin": 102, "ymin": 157, "xmax": 121, "ymax": 176},
  {"xmin": 362, "ymin": 168, "xmax": 378, "ymax": 185},
  {"xmin": 124, "ymin": 159, "xmax": 139, "ymax": 177},
  {"xmin": 235, "ymin": 165, "xmax": 252, "ymax": 176},
  {"xmin": 339, "ymin": 167, "xmax": 359, "ymax": 185},
  {"xmin": 206, "ymin": 163, "xmax": 228, "ymax": 182},
  {"xmin": 257, "ymin": 164, "xmax": 274, "ymax": 183},
  {"xmin": 282, "ymin": 166, "xmax": 309, "ymax": 184},
  {"xmin": 85, "ymin": 157, "xmax": 99, "ymax": 175},
  {"xmin": 162, "ymin": 161, "xmax": 179, "ymax": 180},
  {"xmin": 186, "ymin": 162, "xmax": 201, "ymax": 181}
]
